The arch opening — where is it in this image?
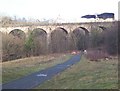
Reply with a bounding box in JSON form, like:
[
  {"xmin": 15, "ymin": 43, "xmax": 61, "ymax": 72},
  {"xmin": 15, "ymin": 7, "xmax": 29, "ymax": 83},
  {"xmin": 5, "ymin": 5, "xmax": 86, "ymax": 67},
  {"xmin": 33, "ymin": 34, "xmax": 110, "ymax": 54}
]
[
  {"xmin": 53, "ymin": 27, "xmax": 68, "ymax": 34},
  {"xmin": 32, "ymin": 28, "xmax": 47, "ymax": 37},
  {"xmin": 51, "ymin": 27, "xmax": 68, "ymax": 53},
  {"xmin": 9, "ymin": 29, "xmax": 25, "ymax": 39},
  {"xmin": 79, "ymin": 27, "xmax": 89, "ymax": 35},
  {"xmin": 71, "ymin": 27, "xmax": 89, "ymax": 50},
  {"xmin": 30, "ymin": 28, "xmax": 47, "ymax": 55},
  {"xmin": 99, "ymin": 26, "xmax": 107, "ymax": 31}
]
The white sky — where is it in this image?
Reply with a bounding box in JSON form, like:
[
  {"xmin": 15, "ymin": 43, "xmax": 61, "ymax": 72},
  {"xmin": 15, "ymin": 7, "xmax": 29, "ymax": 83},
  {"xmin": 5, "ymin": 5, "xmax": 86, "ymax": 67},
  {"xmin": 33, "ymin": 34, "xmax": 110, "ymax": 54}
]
[{"xmin": 0, "ymin": 0, "xmax": 119, "ymax": 22}]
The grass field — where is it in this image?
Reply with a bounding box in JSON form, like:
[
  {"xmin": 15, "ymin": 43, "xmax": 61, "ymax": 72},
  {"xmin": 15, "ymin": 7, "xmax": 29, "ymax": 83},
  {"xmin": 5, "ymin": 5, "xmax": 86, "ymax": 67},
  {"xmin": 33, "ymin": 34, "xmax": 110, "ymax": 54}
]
[
  {"xmin": 2, "ymin": 53, "xmax": 73, "ymax": 84},
  {"xmin": 36, "ymin": 55, "xmax": 118, "ymax": 89}
]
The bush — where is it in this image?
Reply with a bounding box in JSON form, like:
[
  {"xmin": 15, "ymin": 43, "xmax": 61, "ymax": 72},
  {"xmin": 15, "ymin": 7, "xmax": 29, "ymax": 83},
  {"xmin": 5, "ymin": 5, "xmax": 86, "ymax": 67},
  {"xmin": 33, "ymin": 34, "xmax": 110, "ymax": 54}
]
[
  {"xmin": 24, "ymin": 31, "xmax": 47, "ymax": 56},
  {"xmin": 105, "ymin": 26, "xmax": 118, "ymax": 55},
  {"xmin": 89, "ymin": 24, "xmax": 118, "ymax": 55},
  {"xmin": 24, "ymin": 32, "xmax": 34, "ymax": 56},
  {"xmin": 2, "ymin": 33, "xmax": 25, "ymax": 61}
]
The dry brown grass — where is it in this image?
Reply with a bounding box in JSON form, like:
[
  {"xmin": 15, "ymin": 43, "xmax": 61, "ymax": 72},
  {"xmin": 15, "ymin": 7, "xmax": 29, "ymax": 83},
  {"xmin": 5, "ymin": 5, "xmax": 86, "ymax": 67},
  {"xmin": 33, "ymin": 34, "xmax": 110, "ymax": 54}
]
[
  {"xmin": 2, "ymin": 53, "xmax": 68, "ymax": 68},
  {"xmin": 2, "ymin": 53, "xmax": 73, "ymax": 83},
  {"xmin": 85, "ymin": 49, "xmax": 115, "ymax": 61},
  {"xmin": 36, "ymin": 55, "xmax": 118, "ymax": 89}
]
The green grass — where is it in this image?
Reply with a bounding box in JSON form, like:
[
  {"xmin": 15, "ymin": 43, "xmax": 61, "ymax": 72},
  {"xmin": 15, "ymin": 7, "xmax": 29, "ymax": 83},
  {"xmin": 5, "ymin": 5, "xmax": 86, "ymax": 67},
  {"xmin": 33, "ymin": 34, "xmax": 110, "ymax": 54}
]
[
  {"xmin": 2, "ymin": 53, "xmax": 73, "ymax": 84},
  {"xmin": 36, "ymin": 55, "xmax": 118, "ymax": 89}
]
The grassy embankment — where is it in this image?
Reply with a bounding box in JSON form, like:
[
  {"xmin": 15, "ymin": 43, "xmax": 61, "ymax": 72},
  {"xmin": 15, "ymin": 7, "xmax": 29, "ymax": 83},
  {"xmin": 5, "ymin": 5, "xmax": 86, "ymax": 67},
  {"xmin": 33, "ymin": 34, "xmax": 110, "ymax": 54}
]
[
  {"xmin": 2, "ymin": 53, "xmax": 73, "ymax": 84},
  {"xmin": 36, "ymin": 55, "xmax": 118, "ymax": 89}
]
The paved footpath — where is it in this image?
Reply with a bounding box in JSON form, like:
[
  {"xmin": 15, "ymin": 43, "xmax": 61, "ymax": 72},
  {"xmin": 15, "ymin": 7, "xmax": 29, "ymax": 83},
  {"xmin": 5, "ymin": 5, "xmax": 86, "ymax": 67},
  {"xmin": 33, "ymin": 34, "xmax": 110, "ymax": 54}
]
[{"xmin": 2, "ymin": 54, "xmax": 81, "ymax": 89}]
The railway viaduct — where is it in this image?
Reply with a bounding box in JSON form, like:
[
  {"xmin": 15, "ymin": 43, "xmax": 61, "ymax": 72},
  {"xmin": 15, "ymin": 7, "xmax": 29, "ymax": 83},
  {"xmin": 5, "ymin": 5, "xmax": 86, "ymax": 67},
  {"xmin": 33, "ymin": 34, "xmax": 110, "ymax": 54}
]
[
  {"xmin": 0, "ymin": 21, "xmax": 117, "ymax": 49},
  {"xmin": 0, "ymin": 21, "xmax": 118, "ymax": 54},
  {"xmin": 0, "ymin": 21, "xmax": 117, "ymax": 35}
]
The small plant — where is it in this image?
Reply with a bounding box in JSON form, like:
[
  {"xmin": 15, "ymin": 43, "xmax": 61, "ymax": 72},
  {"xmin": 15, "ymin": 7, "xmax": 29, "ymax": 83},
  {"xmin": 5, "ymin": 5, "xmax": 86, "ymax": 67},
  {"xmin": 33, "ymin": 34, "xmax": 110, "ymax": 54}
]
[{"xmin": 24, "ymin": 32, "xmax": 34, "ymax": 57}]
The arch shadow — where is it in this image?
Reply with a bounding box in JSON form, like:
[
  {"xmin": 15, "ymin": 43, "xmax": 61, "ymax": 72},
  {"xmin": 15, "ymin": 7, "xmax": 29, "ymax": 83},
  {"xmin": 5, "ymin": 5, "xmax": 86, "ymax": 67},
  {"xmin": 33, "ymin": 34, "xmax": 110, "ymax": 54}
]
[
  {"xmin": 52, "ymin": 27, "xmax": 68, "ymax": 34},
  {"xmin": 9, "ymin": 29, "xmax": 26, "ymax": 39},
  {"xmin": 98, "ymin": 26, "xmax": 107, "ymax": 31},
  {"xmin": 32, "ymin": 28, "xmax": 47, "ymax": 36},
  {"xmin": 50, "ymin": 27, "xmax": 68, "ymax": 53}
]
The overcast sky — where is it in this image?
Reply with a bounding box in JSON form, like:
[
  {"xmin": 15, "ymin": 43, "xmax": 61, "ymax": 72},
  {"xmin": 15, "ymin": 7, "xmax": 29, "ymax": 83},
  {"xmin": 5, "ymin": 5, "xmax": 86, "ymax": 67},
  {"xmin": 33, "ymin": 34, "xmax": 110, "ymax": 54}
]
[{"xmin": 0, "ymin": 0, "xmax": 119, "ymax": 22}]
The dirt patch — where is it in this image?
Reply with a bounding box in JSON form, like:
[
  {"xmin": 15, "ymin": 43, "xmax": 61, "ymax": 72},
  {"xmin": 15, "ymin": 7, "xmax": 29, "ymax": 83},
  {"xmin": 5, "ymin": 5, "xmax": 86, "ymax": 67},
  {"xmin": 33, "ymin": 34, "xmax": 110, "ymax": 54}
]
[{"xmin": 85, "ymin": 49, "xmax": 113, "ymax": 61}]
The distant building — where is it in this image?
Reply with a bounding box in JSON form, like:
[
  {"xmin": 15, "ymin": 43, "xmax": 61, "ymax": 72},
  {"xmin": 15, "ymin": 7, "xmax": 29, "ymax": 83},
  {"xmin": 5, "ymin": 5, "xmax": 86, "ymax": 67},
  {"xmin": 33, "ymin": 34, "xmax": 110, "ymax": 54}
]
[
  {"xmin": 81, "ymin": 15, "xmax": 96, "ymax": 19},
  {"xmin": 81, "ymin": 13, "xmax": 115, "ymax": 22},
  {"xmin": 97, "ymin": 13, "xmax": 114, "ymax": 20}
]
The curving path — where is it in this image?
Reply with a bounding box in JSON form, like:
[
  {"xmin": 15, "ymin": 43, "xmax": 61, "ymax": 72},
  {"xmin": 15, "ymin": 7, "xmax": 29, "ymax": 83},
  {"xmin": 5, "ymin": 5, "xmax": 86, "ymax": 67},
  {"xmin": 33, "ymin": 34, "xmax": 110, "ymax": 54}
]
[{"xmin": 2, "ymin": 54, "xmax": 81, "ymax": 89}]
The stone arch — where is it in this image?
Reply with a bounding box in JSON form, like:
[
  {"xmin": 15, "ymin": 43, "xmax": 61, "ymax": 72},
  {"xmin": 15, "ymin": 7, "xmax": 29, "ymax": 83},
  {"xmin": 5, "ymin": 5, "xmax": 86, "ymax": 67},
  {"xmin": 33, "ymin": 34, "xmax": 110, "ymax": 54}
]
[
  {"xmin": 52, "ymin": 27, "xmax": 68, "ymax": 34},
  {"xmin": 91, "ymin": 26, "xmax": 107, "ymax": 34},
  {"xmin": 73, "ymin": 27, "xmax": 85, "ymax": 35},
  {"xmin": 31, "ymin": 28, "xmax": 47, "ymax": 55},
  {"xmin": 50, "ymin": 27, "xmax": 68, "ymax": 53},
  {"xmin": 9, "ymin": 29, "xmax": 25, "ymax": 39},
  {"xmin": 98, "ymin": 26, "xmax": 107, "ymax": 31},
  {"xmin": 32, "ymin": 28, "xmax": 47, "ymax": 37},
  {"xmin": 71, "ymin": 27, "xmax": 89, "ymax": 50},
  {"xmin": 78, "ymin": 27, "xmax": 89, "ymax": 35}
]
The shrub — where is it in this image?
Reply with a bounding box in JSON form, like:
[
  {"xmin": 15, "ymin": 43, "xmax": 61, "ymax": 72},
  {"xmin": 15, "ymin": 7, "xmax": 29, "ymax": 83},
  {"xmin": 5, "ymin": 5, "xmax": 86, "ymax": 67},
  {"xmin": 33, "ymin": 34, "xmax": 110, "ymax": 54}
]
[{"xmin": 2, "ymin": 33, "xmax": 24, "ymax": 61}]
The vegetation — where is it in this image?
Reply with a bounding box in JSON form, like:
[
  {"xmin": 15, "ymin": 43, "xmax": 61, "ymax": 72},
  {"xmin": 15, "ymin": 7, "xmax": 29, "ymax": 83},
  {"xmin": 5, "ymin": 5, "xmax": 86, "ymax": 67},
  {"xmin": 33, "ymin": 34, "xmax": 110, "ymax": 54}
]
[
  {"xmin": 2, "ymin": 22, "xmax": 118, "ymax": 61},
  {"xmin": 50, "ymin": 28, "xmax": 68, "ymax": 53},
  {"xmin": 2, "ymin": 33, "xmax": 25, "ymax": 61},
  {"xmin": 24, "ymin": 32, "xmax": 34, "ymax": 56},
  {"xmin": 105, "ymin": 26, "xmax": 118, "ymax": 55},
  {"xmin": 89, "ymin": 24, "xmax": 118, "ymax": 55},
  {"xmin": 1, "ymin": 18, "xmax": 118, "ymax": 89},
  {"xmin": 36, "ymin": 56, "xmax": 118, "ymax": 89},
  {"xmin": 2, "ymin": 53, "xmax": 73, "ymax": 84},
  {"xmin": 71, "ymin": 28, "xmax": 86, "ymax": 50}
]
